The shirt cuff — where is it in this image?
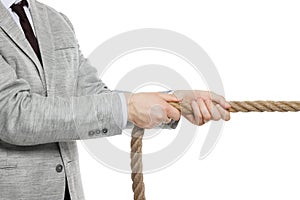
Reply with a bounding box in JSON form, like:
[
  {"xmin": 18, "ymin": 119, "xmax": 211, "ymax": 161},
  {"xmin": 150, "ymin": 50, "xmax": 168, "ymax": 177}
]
[
  {"xmin": 160, "ymin": 90, "xmax": 174, "ymax": 94},
  {"xmin": 117, "ymin": 93, "xmax": 128, "ymax": 129}
]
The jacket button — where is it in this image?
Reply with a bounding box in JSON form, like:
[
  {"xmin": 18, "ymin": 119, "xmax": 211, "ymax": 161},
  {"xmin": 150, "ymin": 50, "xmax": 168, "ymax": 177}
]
[
  {"xmin": 95, "ymin": 129, "xmax": 101, "ymax": 135},
  {"xmin": 56, "ymin": 164, "xmax": 63, "ymax": 173},
  {"xmin": 88, "ymin": 130, "xmax": 95, "ymax": 136},
  {"xmin": 102, "ymin": 128, "xmax": 108, "ymax": 134}
]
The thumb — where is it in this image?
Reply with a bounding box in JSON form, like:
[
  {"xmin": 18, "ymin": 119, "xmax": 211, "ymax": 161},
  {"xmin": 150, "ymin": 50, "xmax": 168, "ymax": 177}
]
[
  {"xmin": 158, "ymin": 93, "xmax": 180, "ymax": 102},
  {"xmin": 165, "ymin": 103, "xmax": 181, "ymax": 121}
]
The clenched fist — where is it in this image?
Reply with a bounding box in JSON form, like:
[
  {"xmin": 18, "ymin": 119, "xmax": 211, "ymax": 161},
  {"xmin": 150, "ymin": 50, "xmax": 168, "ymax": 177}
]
[
  {"xmin": 125, "ymin": 92, "xmax": 181, "ymax": 129},
  {"xmin": 125, "ymin": 90, "xmax": 231, "ymax": 129},
  {"xmin": 173, "ymin": 90, "xmax": 231, "ymax": 125}
]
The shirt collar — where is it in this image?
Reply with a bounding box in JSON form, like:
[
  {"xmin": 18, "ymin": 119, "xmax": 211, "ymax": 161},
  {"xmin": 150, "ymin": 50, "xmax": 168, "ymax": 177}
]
[{"xmin": 1, "ymin": 0, "xmax": 30, "ymax": 10}]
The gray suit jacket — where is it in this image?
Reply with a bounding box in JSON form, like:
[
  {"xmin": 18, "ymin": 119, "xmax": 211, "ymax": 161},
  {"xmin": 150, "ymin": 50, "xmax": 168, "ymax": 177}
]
[{"xmin": 0, "ymin": 0, "xmax": 178, "ymax": 199}]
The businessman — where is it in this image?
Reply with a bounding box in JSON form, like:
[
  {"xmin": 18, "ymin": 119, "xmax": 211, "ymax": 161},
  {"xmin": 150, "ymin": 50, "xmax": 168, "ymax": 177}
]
[{"xmin": 0, "ymin": 0, "xmax": 231, "ymax": 199}]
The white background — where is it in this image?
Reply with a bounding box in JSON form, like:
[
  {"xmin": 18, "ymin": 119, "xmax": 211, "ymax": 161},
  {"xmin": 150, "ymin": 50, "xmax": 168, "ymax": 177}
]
[{"xmin": 42, "ymin": 0, "xmax": 300, "ymax": 199}]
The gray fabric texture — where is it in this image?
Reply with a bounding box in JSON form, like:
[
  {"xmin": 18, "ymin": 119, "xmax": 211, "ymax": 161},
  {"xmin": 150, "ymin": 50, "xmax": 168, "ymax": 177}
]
[{"xmin": 0, "ymin": 0, "xmax": 178, "ymax": 199}]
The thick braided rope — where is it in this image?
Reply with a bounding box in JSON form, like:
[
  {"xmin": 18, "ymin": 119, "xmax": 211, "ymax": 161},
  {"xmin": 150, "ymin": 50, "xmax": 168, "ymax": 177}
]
[
  {"xmin": 131, "ymin": 126, "xmax": 146, "ymax": 200},
  {"xmin": 170, "ymin": 101, "xmax": 300, "ymax": 114},
  {"xmin": 130, "ymin": 101, "xmax": 300, "ymax": 200}
]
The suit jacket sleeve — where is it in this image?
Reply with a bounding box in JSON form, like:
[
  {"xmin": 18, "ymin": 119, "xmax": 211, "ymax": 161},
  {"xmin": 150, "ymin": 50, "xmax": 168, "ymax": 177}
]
[
  {"xmin": 0, "ymin": 53, "xmax": 124, "ymax": 146},
  {"xmin": 59, "ymin": 14, "xmax": 180, "ymax": 130}
]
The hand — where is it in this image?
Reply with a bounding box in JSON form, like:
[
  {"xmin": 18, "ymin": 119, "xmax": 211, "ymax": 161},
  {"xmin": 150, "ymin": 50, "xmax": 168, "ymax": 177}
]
[
  {"xmin": 125, "ymin": 92, "xmax": 181, "ymax": 129},
  {"xmin": 173, "ymin": 90, "xmax": 231, "ymax": 125}
]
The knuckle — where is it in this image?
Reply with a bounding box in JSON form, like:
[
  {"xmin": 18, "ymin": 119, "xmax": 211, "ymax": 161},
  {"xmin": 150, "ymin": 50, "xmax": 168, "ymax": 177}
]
[
  {"xmin": 174, "ymin": 115, "xmax": 180, "ymax": 121},
  {"xmin": 205, "ymin": 99, "xmax": 212, "ymax": 104},
  {"xmin": 156, "ymin": 115, "xmax": 164, "ymax": 121}
]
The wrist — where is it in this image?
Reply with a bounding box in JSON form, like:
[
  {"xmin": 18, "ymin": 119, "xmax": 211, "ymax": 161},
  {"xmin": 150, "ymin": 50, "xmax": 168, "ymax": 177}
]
[{"xmin": 124, "ymin": 93, "xmax": 134, "ymax": 123}]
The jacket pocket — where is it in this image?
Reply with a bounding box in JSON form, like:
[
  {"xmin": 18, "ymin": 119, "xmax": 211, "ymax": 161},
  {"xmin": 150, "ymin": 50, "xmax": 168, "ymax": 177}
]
[{"xmin": 0, "ymin": 162, "xmax": 17, "ymax": 176}]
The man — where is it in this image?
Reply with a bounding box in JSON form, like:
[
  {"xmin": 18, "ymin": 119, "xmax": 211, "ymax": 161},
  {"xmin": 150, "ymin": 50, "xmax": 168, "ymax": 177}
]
[{"xmin": 0, "ymin": 0, "xmax": 231, "ymax": 199}]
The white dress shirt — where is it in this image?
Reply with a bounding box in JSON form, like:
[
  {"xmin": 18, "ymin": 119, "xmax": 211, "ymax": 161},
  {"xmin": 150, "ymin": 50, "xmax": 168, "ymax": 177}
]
[
  {"xmin": 0, "ymin": 0, "xmax": 128, "ymax": 129},
  {"xmin": 1, "ymin": 0, "xmax": 36, "ymax": 35}
]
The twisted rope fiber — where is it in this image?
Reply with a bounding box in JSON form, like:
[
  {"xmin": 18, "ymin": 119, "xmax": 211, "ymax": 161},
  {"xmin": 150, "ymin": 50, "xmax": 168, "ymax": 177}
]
[
  {"xmin": 131, "ymin": 126, "xmax": 146, "ymax": 200},
  {"xmin": 130, "ymin": 101, "xmax": 300, "ymax": 200}
]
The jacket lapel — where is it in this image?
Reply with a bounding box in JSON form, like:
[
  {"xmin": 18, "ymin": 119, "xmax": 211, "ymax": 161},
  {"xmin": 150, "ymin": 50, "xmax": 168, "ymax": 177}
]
[
  {"xmin": 0, "ymin": 2, "xmax": 46, "ymax": 88},
  {"xmin": 29, "ymin": 0, "xmax": 55, "ymax": 96}
]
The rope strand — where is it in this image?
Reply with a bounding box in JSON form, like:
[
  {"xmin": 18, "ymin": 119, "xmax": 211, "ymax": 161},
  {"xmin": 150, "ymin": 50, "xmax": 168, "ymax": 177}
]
[{"xmin": 131, "ymin": 126, "xmax": 146, "ymax": 200}]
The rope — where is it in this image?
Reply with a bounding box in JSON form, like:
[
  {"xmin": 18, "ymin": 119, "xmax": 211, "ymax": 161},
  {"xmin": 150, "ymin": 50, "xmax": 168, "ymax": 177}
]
[
  {"xmin": 130, "ymin": 100, "xmax": 300, "ymax": 200},
  {"xmin": 131, "ymin": 126, "xmax": 146, "ymax": 200}
]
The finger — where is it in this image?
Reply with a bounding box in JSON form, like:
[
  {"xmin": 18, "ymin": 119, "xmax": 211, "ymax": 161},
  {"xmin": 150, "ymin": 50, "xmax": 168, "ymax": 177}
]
[
  {"xmin": 205, "ymin": 99, "xmax": 221, "ymax": 121},
  {"xmin": 210, "ymin": 92, "xmax": 231, "ymax": 109},
  {"xmin": 184, "ymin": 114, "xmax": 197, "ymax": 125},
  {"xmin": 197, "ymin": 98, "xmax": 211, "ymax": 123},
  {"xmin": 158, "ymin": 93, "xmax": 180, "ymax": 102},
  {"xmin": 149, "ymin": 105, "xmax": 165, "ymax": 127},
  {"xmin": 216, "ymin": 104, "xmax": 231, "ymax": 121},
  {"xmin": 191, "ymin": 100, "xmax": 202, "ymax": 125},
  {"xmin": 164, "ymin": 117, "xmax": 172, "ymax": 124},
  {"xmin": 165, "ymin": 103, "xmax": 181, "ymax": 121}
]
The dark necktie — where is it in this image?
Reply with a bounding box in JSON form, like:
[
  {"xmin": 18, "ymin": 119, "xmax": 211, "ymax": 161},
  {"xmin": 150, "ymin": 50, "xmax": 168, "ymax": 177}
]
[{"xmin": 11, "ymin": 0, "xmax": 43, "ymax": 65}]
